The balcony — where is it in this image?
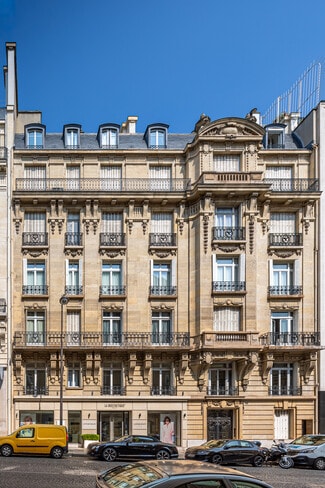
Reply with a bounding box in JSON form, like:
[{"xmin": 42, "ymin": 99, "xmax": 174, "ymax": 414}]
[
  {"xmin": 65, "ymin": 285, "xmax": 83, "ymax": 296},
  {"xmin": 269, "ymin": 233, "xmax": 302, "ymax": 247},
  {"xmin": 151, "ymin": 386, "xmax": 176, "ymax": 396},
  {"xmin": 100, "ymin": 285, "xmax": 126, "ymax": 296},
  {"xmin": 260, "ymin": 332, "xmax": 320, "ymax": 347},
  {"xmin": 212, "ymin": 281, "xmax": 246, "ymax": 292},
  {"xmin": 149, "ymin": 233, "xmax": 177, "ymax": 247},
  {"xmin": 100, "ymin": 233, "xmax": 126, "ymax": 247},
  {"xmin": 264, "ymin": 178, "xmax": 319, "ymax": 192},
  {"xmin": 24, "ymin": 386, "xmax": 48, "ymax": 396},
  {"xmin": 65, "ymin": 232, "xmax": 83, "ymax": 246},
  {"xmin": 13, "ymin": 331, "xmax": 190, "ymax": 349},
  {"xmin": 206, "ymin": 386, "xmax": 239, "ymax": 396},
  {"xmin": 268, "ymin": 285, "xmax": 303, "ymax": 296},
  {"xmin": 212, "ymin": 227, "xmax": 245, "ymax": 240},
  {"xmin": 22, "ymin": 285, "xmax": 49, "ymax": 295},
  {"xmin": 101, "ymin": 386, "xmax": 125, "ymax": 395},
  {"xmin": 192, "ymin": 331, "xmax": 260, "ymax": 350},
  {"xmin": 149, "ymin": 285, "xmax": 177, "ymax": 296},
  {"xmin": 22, "ymin": 232, "xmax": 48, "ymax": 247},
  {"xmin": 15, "ymin": 178, "xmax": 191, "ymax": 193},
  {"xmin": 268, "ymin": 387, "xmax": 302, "ymax": 396}
]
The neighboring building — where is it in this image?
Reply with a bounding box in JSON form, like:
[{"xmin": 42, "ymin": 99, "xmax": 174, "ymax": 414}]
[{"xmin": 2, "ymin": 43, "xmax": 323, "ymax": 444}]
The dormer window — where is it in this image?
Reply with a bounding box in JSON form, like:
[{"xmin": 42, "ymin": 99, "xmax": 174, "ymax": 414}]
[
  {"xmin": 98, "ymin": 124, "xmax": 120, "ymax": 149},
  {"xmin": 265, "ymin": 124, "xmax": 285, "ymax": 149},
  {"xmin": 64, "ymin": 124, "xmax": 81, "ymax": 149},
  {"xmin": 25, "ymin": 124, "xmax": 45, "ymax": 149},
  {"xmin": 145, "ymin": 124, "xmax": 169, "ymax": 149}
]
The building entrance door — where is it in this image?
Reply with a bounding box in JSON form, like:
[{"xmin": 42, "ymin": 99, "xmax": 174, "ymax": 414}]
[
  {"xmin": 207, "ymin": 409, "xmax": 233, "ymax": 440},
  {"xmin": 99, "ymin": 412, "xmax": 129, "ymax": 441}
]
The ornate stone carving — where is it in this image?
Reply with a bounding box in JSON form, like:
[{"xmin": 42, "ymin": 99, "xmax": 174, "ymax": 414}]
[
  {"xmin": 261, "ymin": 353, "xmax": 274, "ymax": 384},
  {"xmin": 300, "ymin": 352, "xmax": 317, "ymax": 384},
  {"xmin": 143, "ymin": 353, "xmax": 152, "ymax": 384}
]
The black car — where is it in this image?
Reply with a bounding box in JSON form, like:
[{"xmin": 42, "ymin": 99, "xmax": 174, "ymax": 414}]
[
  {"xmin": 87, "ymin": 434, "xmax": 179, "ymax": 461},
  {"xmin": 185, "ymin": 439, "xmax": 265, "ymax": 466},
  {"xmin": 96, "ymin": 459, "xmax": 274, "ymax": 488}
]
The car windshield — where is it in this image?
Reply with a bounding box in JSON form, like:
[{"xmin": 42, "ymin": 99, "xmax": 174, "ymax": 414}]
[
  {"xmin": 200, "ymin": 440, "xmax": 228, "ymax": 448},
  {"xmin": 290, "ymin": 435, "xmax": 325, "ymax": 446},
  {"xmin": 100, "ymin": 463, "xmax": 162, "ymax": 488}
]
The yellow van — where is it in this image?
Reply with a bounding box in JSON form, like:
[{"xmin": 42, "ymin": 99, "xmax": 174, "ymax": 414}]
[{"xmin": 0, "ymin": 424, "xmax": 68, "ymax": 458}]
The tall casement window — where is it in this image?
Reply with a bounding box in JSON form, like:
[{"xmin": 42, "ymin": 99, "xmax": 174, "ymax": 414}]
[
  {"xmin": 214, "ymin": 207, "xmax": 244, "ymax": 240},
  {"xmin": 100, "ymin": 127, "xmax": 119, "ymax": 148},
  {"xmin": 65, "ymin": 260, "xmax": 82, "ymax": 295},
  {"xmin": 26, "ymin": 362, "xmax": 47, "ymax": 395},
  {"xmin": 270, "ymin": 363, "xmax": 295, "ymax": 395},
  {"xmin": 66, "ymin": 212, "xmax": 81, "ymax": 246},
  {"xmin": 23, "ymin": 211, "xmax": 47, "ymax": 246},
  {"xmin": 24, "ymin": 165, "xmax": 46, "ymax": 190},
  {"xmin": 269, "ymin": 260, "xmax": 301, "ymax": 296},
  {"xmin": 23, "ymin": 260, "xmax": 46, "ymax": 295},
  {"xmin": 101, "ymin": 263, "xmax": 123, "ymax": 295},
  {"xmin": 213, "ymin": 307, "xmax": 241, "ymax": 332},
  {"xmin": 269, "ymin": 212, "xmax": 300, "ymax": 246},
  {"xmin": 264, "ymin": 126, "xmax": 285, "ymax": 149},
  {"xmin": 101, "ymin": 212, "xmax": 124, "ymax": 246},
  {"xmin": 149, "ymin": 129, "xmax": 166, "ymax": 148},
  {"xmin": 213, "ymin": 154, "xmax": 240, "ymax": 172},
  {"xmin": 67, "ymin": 362, "xmax": 81, "ymax": 387},
  {"xmin": 152, "ymin": 311, "xmax": 171, "ymax": 344},
  {"xmin": 152, "ymin": 362, "xmax": 174, "ymax": 395},
  {"xmin": 26, "ymin": 127, "xmax": 44, "ymax": 148},
  {"xmin": 151, "ymin": 261, "xmax": 176, "ymax": 295},
  {"xmin": 64, "ymin": 125, "xmax": 80, "ymax": 148},
  {"xmin": 265, "ymin": 166, "xmax": 293, "ymax": 191},
  {"xmin": 150, "ymin": 212, "xmax": 175, "ymax": 246},
  {"xmin": 102, "ymin": 362, "xmax": 123, "ymax": 395},
  {"xmin": 103, "ymin": 311, "xmax": 122, "ymax": 345},
  {"xmin": 149, "ymin": 166, "xmax": 171, "ymax": 190},
  {"xmin": 67, "ymin": 311, "xmax": 81, "ymax": 345},
  {"xmin": 26, "ymin": 310, "xmax": 45, "ymax": 345},
  {"xmin": 271, "ymin": 311, "xmax": 295, "ymax": 345},
  {"xmin": 208, "ymin": 363, "xmax": 235, "ymax": 395},
  {"xmin": 66, "ymin": 165, "xmax": 80, "ymax": 190},
  {"xmin": 213, "ymin": 256, "xmax": 245, "ymax": 292},
  {"xmin": 100, "ymin": 165, "xmax": 122, "ymax": 190}
]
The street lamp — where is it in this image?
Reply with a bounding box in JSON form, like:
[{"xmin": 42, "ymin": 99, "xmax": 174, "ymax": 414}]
[{"xmin": 59, "ymin": 294, "xmax": 69, "ymax": 425}]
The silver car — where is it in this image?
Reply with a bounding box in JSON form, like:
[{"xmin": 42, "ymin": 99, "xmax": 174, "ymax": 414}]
[{"xmin": 287, "ymin": 434, "xmax": 325, "ymax": 470}]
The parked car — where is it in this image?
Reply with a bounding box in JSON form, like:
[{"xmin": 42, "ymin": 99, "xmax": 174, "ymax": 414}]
[
  {"xmin": 185, "ymin": 439, "xmax": 265, "ymax": 466},
  {"xmin": 87, "ymin": 434, "xmax": 178, "ymax": 461},
  {"xmin": 96, "ymin": 459, "xmax": 274, "ymax": 488},
  {"xmin": 286, "ymin": 434, "xmax": 325, "ymax": 470}
]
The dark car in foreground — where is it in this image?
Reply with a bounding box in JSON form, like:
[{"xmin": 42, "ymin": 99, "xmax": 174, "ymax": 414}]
[
  {"xmin": 96, "ymin": 459, "xmax": 274, "ymax": 488},
  {"xmin": 185, "ymin": 439, "xmax": 265, "ymax": 466},
  {"xmin": 286, "ymin": 434, "xmax": 325, "ymax": 470},
  {"xmin": 87, "ymin": 434, "xmax": 178, "ymax": 461}
]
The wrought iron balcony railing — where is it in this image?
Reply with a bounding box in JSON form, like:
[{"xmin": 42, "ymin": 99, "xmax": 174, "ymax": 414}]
[
  {"xmin": 101, "ymin": 386, "xmax": 125, "ymax": 395},
  {"xmin": 206, "ymin": 386, "xmax": 239, "ymax": 396},
  {"xmin": 260, "ymin": 332, "xmax": 320, "ymax": 346},
  {"xmin": 65, "ymin": 232, "xmax": 83, "ymax": 246},
  {"xmin": 149, "ymin": 286, "xmax": 177, "ymax": 296},
  {"xmin": 15, "ymin": 178, "xmax": 191, "ymax": 192},
  {"xmin": 149, "ymin": 233, "xmax": 177, "ymax": 246},
  {"xmin": 268, "ymin": 387, "xmax": 302, "ymax": 396},
  {"xmin": 26, "ymin": 144, "xmax": 44, "ymax": 149},
  {"xmin": 269, "ymin": 233, "xmax": 302, "ymax": 246},
  {"xmin": 22, "ymin": 232, "xmax": 48, "ymax": 246},
  {"xmin": 22, "ymin": 285, "xmax": 49, "ymax": 295},
  {"xmin": 212, "ymin": 281, "xmax": 246, "ymax": 292},
  {"xmin": 65, "ymin": 285, "xmax": 83, "ymax": 295},
  {"xmin": 13, "ymin": 331, "xmax": 190, "ymax": 348},
  {"xmin": 100, "ymin": 233, "xmax": 126, "ymax": 246},
  {"xmin": 264, "ymin": 178, "xmax": 319, "ymax": 192},
  {"xmin": 151, "ymin": 386, "xmax": 176, "ymax": 396},
  {"xmin": 100, "ymin": 285, "xmax": 126, "ymax": 296},
  {"xmin": 212, "ymin": 227, "xmax": 245, "ymax": 240},
  {"xmin": 268, "ymin": 285, "xmax": 302, "ymax": 296},
  {"xmin": 24, "ymin": 386, "xmax": 49, "ymax": 396}
]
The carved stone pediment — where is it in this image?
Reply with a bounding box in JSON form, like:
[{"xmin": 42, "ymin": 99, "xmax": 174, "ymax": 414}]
[{"xmin": 198, "ymin": 118, "xmax": 265, "ymax": 139}]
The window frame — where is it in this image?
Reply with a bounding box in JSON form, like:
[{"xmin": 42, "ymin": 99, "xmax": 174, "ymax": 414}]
[
  {"xmin": 67, "ymin": 361, "xmax": 81, "ymax": 388},
  {"xmin": 144, "ymin": 123, "xmax": 169, "ymax": 149},
  {"xmin": 25, "ymin": 124, "xmax": 45, "ymax": 149},
  {"xmin": 98, "ymin": 124, "xmax": 120, "ymax": 149},
  {"xmin": 63, "ymin": 124, "xmax": 81, "ymax": 148}
]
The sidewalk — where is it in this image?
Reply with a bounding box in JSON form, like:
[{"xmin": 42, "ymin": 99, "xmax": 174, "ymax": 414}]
[{"xmin": 68, "ymin": 444, "xmax": 185, "ymax": 459}]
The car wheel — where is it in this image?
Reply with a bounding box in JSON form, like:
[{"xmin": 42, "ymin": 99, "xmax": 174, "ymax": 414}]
[
  {"xmin": 156, "ymin": 449, "xmax": 171, "ymax": 460},
  {"xmin": 278, "ymin": 456, "xmax": 294, "ymax": 469},
  {"xmin": 51, "ymin": 446, "xmax": 63, "ymax": 459},
  {"xmin": 313, "ymin": 457, "xmax": 325, "ymax": 470},
  {"xmin": 211, "ymin": 453, "xmax": 223, "ymax": 464},
  {"xmin": 102, "ymin": 447, "xmax": 117, "ymax": 461},
  {"xmin": 0, "ymin": 444, "xmax": 13, "ymax": 457},
  {"xmin": 252, "ymin": 455, "xmax": 264, "ymax": 467}
]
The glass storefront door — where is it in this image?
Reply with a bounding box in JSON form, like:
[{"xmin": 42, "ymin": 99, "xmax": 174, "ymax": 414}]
[
  {"xmin": 68, "ymin": 411, "xmax": 81, "ymax": 443},
  {"xmin": 99, "ymin": 412, "xmax": 129, "ymax": 441}
]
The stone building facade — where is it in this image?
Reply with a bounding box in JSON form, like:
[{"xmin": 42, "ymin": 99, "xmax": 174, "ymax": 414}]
[{"xmin": 1, "ymin": 43, "xmax": 322, "ymax": 444}]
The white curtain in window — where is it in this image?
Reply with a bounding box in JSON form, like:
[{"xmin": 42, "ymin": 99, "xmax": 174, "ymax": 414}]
[
  {"xmin": 265, "ymin": 166, "xmax": 292, "ymax": 179},
  {"xmin": 213, "ymin": 155, "xmax": 240, "ymax": 172},
  {"xmin": 151, "ymin": 213, "xmax": 172, "ymax": 233},
  {"xmin": 24, "ymin": 166, "xmax": 46, "ymax": 179},
  {"xmin": 149, "ymin": 166, "xmax": 171, "ymax": 179},
  {"xmin": 102, "ymin": 212, "xmax": 122, "ymax": 233},
  {"xmin": 213, "ymin": 307, "xmax": 240, "ymax": 331},
  {"xmin": 270, "ymin": 213, "xmax": 295, "ymax": 233},
  {"xmin": 100, "ymin": 166, "xmax": 121, "ymax": 190},
  {"xmin": 24, "ymin": 212, "xmax": 46, "ymax": 232}
]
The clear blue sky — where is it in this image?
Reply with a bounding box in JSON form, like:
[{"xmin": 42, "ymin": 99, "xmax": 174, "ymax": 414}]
[{"xmin": 0, "ymin": 0, "xmax": 325, "ymax": 133}]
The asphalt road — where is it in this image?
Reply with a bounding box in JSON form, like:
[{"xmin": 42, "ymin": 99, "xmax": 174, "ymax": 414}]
[{"xmin": 0, "ymin": 454, "xmax": 324, "ymax": 488}]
